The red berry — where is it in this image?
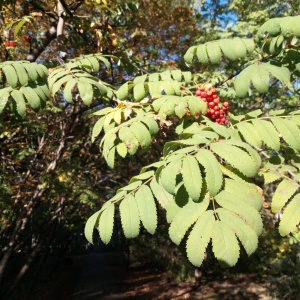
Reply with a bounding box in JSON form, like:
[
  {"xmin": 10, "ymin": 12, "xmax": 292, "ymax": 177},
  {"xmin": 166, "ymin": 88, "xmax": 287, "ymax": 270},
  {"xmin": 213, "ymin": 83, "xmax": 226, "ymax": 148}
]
[{"xmin": 223, "ymin": 102, "xmax": 229, "ymax": 107}]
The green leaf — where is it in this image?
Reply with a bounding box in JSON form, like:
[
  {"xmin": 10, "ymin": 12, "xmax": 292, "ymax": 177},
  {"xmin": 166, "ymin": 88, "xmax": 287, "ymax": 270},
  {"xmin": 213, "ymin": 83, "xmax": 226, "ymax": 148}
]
[
  {"xmin": 251, "ymin": 64, "xmax": 269, "ymax": 93},
  {"xmin": 150, "ymin": 177, "xmax": 173, "ymax": 209},
  {"xmin": 51, "ymin": 75, "xmax": 74, "ymax": 96},
  {"xmin": 196, "ymin": 45, "xmax": 209, "ymax": 63},
  {"xmin": 133, "ymin": 82, "xmax": 147, "ymax": 101},
  {"xmin": 3, "ymin": 65, "xmax": 18, "ymax": 88},
  {"xmin": 215, "ymin": 190, "xmax": 263, "ymax": 236},
  {"xmin": 135, "ymin": 185, "xmax": 157, "ymax": 234},
  {"xmin": 184, "ymin": 46, "xmax": 196, "ymax": 65},
  {"xmin": 169, "ymin": 195, "xmax": 209, "ymax": 245},
  {"xmin": 141, "ymin": 117, "xmax": 159, "ymax": 136},
  {"xmin": 13, "ymin": 62, "xmax": 29, "ymax": 86},
  {"xmin": 159, "ymin": 160, "xmax": 182, "ymax": 195},
  {"xmin": 116, "ymin": 82, "xmax": 129, "ymax": 100},
  {"xmin": 196, "ymin": 149, "xmax": 223, "ymax": 196},
  {"xmin": 130, "ymin": 121, "xmax": 152, "ymax": 151},
  {"xmin": 271, "ymin": 179, "xmax": 299, "ymax": 213},
  {"xmin": 11, "ymin": 90, "xmax": 26, "ymax": 117},
  {"xmin": 186, "ymin": 96, "xmax": 207, "ymax": 115},
  {"xmin": 251, "ymin": 119, "xmax": 280, "ymax": 151},
  {"xmin": 84, "ymin": 210, "xmax": 101, "ymax": 244},
  {"xmin": 116, "ymin": 142, "xmax": 128, "ymax": 158},
  {"xmin": 182, "ymin": 155, "xmax": 202, "ymax": 201},
  {"xmin": 0, "ymin": 88, "xmax": 11, "ymax": 114},
  {"xmin": 206, "ymin": 42, "xmax": 222, "ymax": 64},
  {"xmin": 118, "ymin": 127, "xmax": 139, "ymax": 155},
  {"xmin": 63, "ymin": 79, "xmax": 77, "ymax": 104},
  {"xmin": 23, "ymin": 63, "xmax": 38, "ymax": 82},
  {"xmin": 210, "ymin": 140, "xmax": 259, "ymax": 178},
  {"xmin": 236, "ymin": 122, "xmax": 262, "ymax": 147},
  {"xmin": 279, "ymin": 193, "xmax": 300, "ymax": 236},
  {"xmin": 119, "ymin": 194, "xmax": 140, "ymax": 238},
  {"xmin": 98, "ymin": 203, "xmax": 115, "ymax": 244},
  {"xmin": 212, "ymin": 220, "xmax": 240, "ymax": 267},
  {"xmin": 21, "ymin": 86, "xmax": 41, "ymax": 111},
  {"xmin": 129, "ymin": 170, "xmax": 154, "ymax": 183},
  {"xmin": 92, "ymin": 117, "xmax": 104, "ymax": 142},
  {"xmin": 217, "ymin": 208, "xmax": 258, "ymax": 256},
  {"xmin": 224, "ymin": 179, "xmax": 263, "ymax": 211},
  {"xmin": 118, "ymin": 180, "xmax": 142, "ymax": 193},
  {"xmin": 272, "ymin": 117, "xmax": 300, "ymax": 151},
  {"xmin": 77, "ymin": 81, "xmax": 94, "ymax": 106},
  {"xmin": 234, "ymin": 65, "xmax": 253, "ymax": 97},
  {"xmin": 186, "ymin": 210, "xmax": 215, "ymax": 267}
]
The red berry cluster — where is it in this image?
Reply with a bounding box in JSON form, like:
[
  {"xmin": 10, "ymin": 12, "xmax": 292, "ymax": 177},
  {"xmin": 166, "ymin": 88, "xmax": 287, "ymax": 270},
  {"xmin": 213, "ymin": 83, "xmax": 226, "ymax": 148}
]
[{"xmin": 195, "ymin": 85, "xmax": 229, "ymax": 125}]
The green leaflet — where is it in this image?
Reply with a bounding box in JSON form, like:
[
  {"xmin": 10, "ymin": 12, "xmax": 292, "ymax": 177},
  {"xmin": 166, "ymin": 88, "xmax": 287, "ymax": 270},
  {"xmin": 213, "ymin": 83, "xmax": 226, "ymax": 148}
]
[
  {"xmin": 206, "ymin": 41, "xmax": 222, "ymax": 64},
  {"xmin": 257, "ymin": 15, "xmax": 300, "ymax": 39},
  {"xmin": 251, "ymin": 119, "xmax": 280, "ymax": 151},
  {"xmin": 210, "ymin": 140, "xmax": 259, "ymax": 178},
  {"xmin": 119, "ymin": 194, "xmax": 140, "ymax": 238},
  {"xmin": 272, "ymin": 117, "xmax": 300, "ymax": 151},
  {"xmin": 116, "ymin": 82, "xmax": 129, "ymax": 100},
  {"xmin": 77, "ymin": 81, "xmax": 94, "ymax": 106},
  {"xmin": 135, "ymin": 185, "xmax": 157, "ymax": 234},
  {"xmin": 63, "ymin": 79, "xmax": 77, "ymax": 104},
  {"xmin": 279, "ymin": 193, "xmax": 300, "ymax": 236},
  {"xmin": 236, "ymin": 122, "xmax": 262, "ymax": 147},
  {"xmin": 130, "ymin": 121, "xmax": 152, "ymax": 151},
  {"xmin": 175, "ymin": 100, "xmax": 187, "ymax": 118},
  {"xmin": 196, "ymin": 149, "xmax": 223, "ymax": 196},
  {"xmin": 169, "ymin": 195, "xmax": 209, "ymax": 245},
  {"xmin": 217, "ymin": 208, "xmax": 258, "ymax": 256},
  {"xmin": 129, "ymin": 170, "xmax": 154, "ymax": 183},
  {"xmin": 13, "ymin": 62, "xmax": 29, "ymax": 86},
  {"xmin": 184, "ymin": 46, "xmax": 196, "ymax": 65},
  {"xmin": 118, "ymin": 127, "xmax": 139, "ymax": 155},
  {"xmin": 174, "ymin": 182, "xmax": 190, "ymax": 208},
  {"xmin": 23, "ymin": 63, "xmax": 38, "ymax": 82},
  {"xmin": 106, "ymin": 146, "xmax": 115, "ymax": 169},
  {"xmin": 98, "ymin": 203, "xmax": 115, "ymax": 244},
  {"xmin": 11, "ymin": 90, "xmax": 26, "ymax": 117},
  {"xmin": 234, "ymin": 63, "xmax": 290, "ymax": 97},
  {"xmin": 133, "ymin": 82, "xmax": 147, "ymax": 101},
  {"xmin": 205, "ymin": 119, "xmax": 230, "ymax": 138},
  {"xmin": 212, "ymin": 220, "xmax": 240, "ymax": 267},
  {"xmin": 150, "ymin": 177, "xmax": 173, "ymax": 209},
  {"xmin": 84, "ymin": 210, "xmax": 101, "ymax": 244},
  {"xmin": 159, "ymin": 159, "xmax": 182, "ymax": 195},
  {"xmin": 0, "ymin": 88, "xmax": 11, "ymax": 114},
  {"xmin": 186, "ymin": 210, "xmax": 215, "ymax": 267},
  {"xmin": 92, "ymin": 117, "xmax": 105, "ymax": 142},
  {"xmin": 3, "ymin": 65, "xmax": 18, "ymax": 88},
  {"xmin": 215, "ymin": 190, "xmax": 263, "ymax": 236},
  {"xmin": 118, "ymin": 180, "xmax": 142, "ymax": 193},
  {"xmin": 51, "ymin": 74, "xmax": 74, "ymax": 96},
  {"xmin": 141, "ymin": 117, "xmax": 159, "ymax": 136},
  {"xmin": 148, "ymin": 81, "xmax": 162, "ymax": 98},
  {"xmin": 271, "ymin": 179, "xmax": 299, "ymax": 213},
  {"xmin": 251, "ymin": 64, "xmax": 269, "ymax": 94},
  {"xmin": 224, "ymin": 179, "xmax": 263, "ymax": 211},
  {"xmin": 182, "ymin": 155, "xmax": 202, "ymax": 201},
  {"xmin": 185, "ymin": 38, "xmax": 254, "ymax": 65},
  {"xmin": 234, "ymin": 64, "xmax": 254, "ymax": 97},
  {"xmin": 186, "ymin": 96, "xmax": 207, "ymax": 115},
  {"xmin": 116, "ymin": 143, "xmax": 127, "ymax": 158},
  {"xmin": 21, "ymin": 86, "xmax": 41, "ymax": 111}
]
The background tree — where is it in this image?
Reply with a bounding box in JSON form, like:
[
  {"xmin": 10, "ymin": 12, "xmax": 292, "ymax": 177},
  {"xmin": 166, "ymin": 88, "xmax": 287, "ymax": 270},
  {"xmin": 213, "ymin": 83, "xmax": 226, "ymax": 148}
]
[{"xmin": 1, "ymin": 1, "xmax": 300, "ymax": 299}]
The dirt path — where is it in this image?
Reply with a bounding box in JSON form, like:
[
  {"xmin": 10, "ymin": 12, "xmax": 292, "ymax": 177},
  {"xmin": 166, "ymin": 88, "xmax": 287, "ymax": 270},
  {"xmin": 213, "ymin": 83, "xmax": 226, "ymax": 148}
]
[{"xmin": 16, "ymin": 251, "xmax": 272, "ymax": 300}]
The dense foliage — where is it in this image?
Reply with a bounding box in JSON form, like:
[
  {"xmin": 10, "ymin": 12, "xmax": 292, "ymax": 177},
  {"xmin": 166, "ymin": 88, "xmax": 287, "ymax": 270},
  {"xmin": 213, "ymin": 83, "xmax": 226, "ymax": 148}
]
[{"xmin": 1, "ymin": 0, "xmax": 300, "ymax": 298}]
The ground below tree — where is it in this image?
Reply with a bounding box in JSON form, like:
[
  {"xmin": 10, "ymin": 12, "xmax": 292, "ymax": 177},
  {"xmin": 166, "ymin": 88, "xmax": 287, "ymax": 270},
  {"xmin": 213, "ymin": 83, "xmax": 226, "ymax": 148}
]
[{"xmin": 9, "ymin": 250, "xmax": 272, "ymax": 300}]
